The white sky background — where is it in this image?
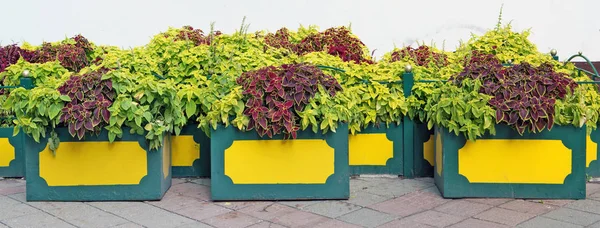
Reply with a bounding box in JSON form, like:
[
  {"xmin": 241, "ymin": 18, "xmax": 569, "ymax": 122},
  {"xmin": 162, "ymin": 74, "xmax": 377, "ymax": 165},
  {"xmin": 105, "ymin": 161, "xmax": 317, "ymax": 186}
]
[{"xmin": 1, "ymin": 0, "xmax": 598, "ymax": 60}]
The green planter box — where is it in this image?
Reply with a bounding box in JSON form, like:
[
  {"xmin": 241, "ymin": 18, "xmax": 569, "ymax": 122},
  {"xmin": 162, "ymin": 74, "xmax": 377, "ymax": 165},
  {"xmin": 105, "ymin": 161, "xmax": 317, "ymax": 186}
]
[
  {"xmin": 171, "ymin": 124, "xmax": 210, "ymax": 177},
  {"xmin": 434, "ymin": 124, "xmax": 586, "ymax": 199},
  {"xmin": 210, "ymin": 124, "xmax": 349, "ymax": 201},
  {"xmin": 24, "ymin": 128, "xmax": 172, "ymax": 201},
  {"xmin": 0, "ymin": 127, "xmax": 25, "ymax": 177},
  {"xmin": 412, "ymin": 123, "xmax": 434, "ymax": 177},
  {"xmin": 588, "ymin": 129, "xmax": 600, "ymax": 177},
  {"xmin": 349, "ymin": 123, "xmax": 403, "ymax": 175}
]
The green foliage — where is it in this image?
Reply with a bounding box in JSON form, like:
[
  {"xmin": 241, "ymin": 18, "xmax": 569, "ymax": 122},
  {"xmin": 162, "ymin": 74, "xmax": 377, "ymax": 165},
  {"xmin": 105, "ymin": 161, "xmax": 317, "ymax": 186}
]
[
  {"xmin": 0, "ymin": 59, "xmax": 71, "ymax": 88},
  {"xmin": 424, "ymin": 79, "xmax": 496, "ymax": 140},
  {"xmin": 102, "ymin": 69, "xmax": 186, "ymax": 150}
]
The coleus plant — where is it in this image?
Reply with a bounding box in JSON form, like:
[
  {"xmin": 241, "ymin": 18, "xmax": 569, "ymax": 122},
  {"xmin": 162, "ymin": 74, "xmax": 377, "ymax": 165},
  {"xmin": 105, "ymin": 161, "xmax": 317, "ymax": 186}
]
[
  {"xmin": 264, "ymin": 26, "xmax": 373, "ymax": 64},
  {"xmin": 389, "ymin": 45, "xmax": 448, "ymax": 68},
  {"xmin": 450, "ymin": 51, "xmax": 578, "ymax": 135},
  {"xmin": 236, "ymin": 63, "xmax": 342, "ymax": 138},
  {"xmin": 57, "ymin": 68, "xmax": 114, "ymax": 139}
]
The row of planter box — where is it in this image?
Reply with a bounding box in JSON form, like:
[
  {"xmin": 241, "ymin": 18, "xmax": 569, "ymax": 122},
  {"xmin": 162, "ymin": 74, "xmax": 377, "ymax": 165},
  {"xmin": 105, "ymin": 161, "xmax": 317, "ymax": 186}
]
[{"xmin": 0, "ymin": 120, "xmax": 597, "ymax": 201}]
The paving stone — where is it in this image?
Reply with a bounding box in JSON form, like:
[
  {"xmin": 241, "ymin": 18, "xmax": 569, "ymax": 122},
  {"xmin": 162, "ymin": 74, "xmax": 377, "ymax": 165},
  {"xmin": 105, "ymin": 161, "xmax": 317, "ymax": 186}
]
[
  {"xmin": 420, "ymin": 186, "xmax": 442, "ymax": 196},
  {"xmin": 0, "ymin": 185, "xmax": 25, "ymax": 196},
  {"xmin": 416, "ymin": 177, "xmax": 434, "ymax": 183},
  {"xmin": 588, "ymin": 183, "xmax": 600, "ymax": 196},
  {"xmin": 517, "ymin": 217, "xmax": 583, "ymax": 228},
  {"xmin": 171, "ymin": 201, "xmax": 232, "ymax": 221},
  {"xmin": 473, "ymin": 207, "xmax": 535, "ymax": 226},
  {"xmin": 527, "ymin": 199, "xmax": 574, "ymax": 207},
  {"xmin": 337, "ymin": 208, "xmax": 395, "ymax": 227},
  {"xmin": 312, "ymin": 219, "xmax": 362, "ymax": 228},
  {"xmin": 171, "ymin": 178, "xmax": 188, "ymax": 185},
  {"xmin": 345, "ymin": 191, "xmax": 391, "ymax": 207},
  {"xmin": 246, "ymin": 221, "xmax": 287, "ymax": 228},
  {"xmin": 26, "ymin": 201, "xmax": 128, "ymax": 228},
  {"xmin": 7, "ymin": 192, "xmax": 25, "ymax": 202},
  {"xmin": 434, "ymin": 200, "xmax": 492, "ymax": 217},
  {"xmin": 377, "ymin": 219, "xmax": 435, "ymax": 228},
  {"xmin": 0, "ymin": 222, "xmax": 8, "ymax": 228},
  {"xmin": 92, "ymin": 203, "xmax": 197, "ymax": 228},
  {"xmin": 404, "ymin": 210, "xmax": 465, "ymax": 227},
  {"xmin": 448, "ymin": 218, "xmax": 510, "ymax": 228},
  {"xmin": 363, "ymin": 178, "xmax": 433, "ymax": 197},
  {"xmin": 112, "ymin": 223, "xmax": 145, "ymax": 228},
  {"xmin": 369, "ymin": 191, "xmax": 449, "ymax": 217},
  {"xmin": 278, "ymin": 200, "xmax": 319, "ymax": 209},
  {"xmin": 465, "ymin": 198, "xmax": 513, "ymax": 206},
  {"xmin": 303, "ymin": 201, "xmax": 362, "ymax": 218},
  {"xmin": 218, "ymin": 201, "xmax": 269, "ymax": 210},
  {"xmin": 189, "ymin": 178, "xmax": 211, "ymax": 186},
  {"xmin": 565, "ymin": 200, "xmax": 600, "ymax": 214},
  {"xmin": 542, "ymin": 208, "xmax": 600, "ymax": 226},
  {"xmin": 589, "ymin": 221, "xmax": 600, "ymax": 228},
  {"xmin": 201, "ymin": 211, "xmax": 261, "ymax": 228},
  {"xmin": 1, "ymin": 212, "xmax": 76, "ymax": 228},
  {"xmin": 87, "ymin": 201, "xmax": 145, "ymax": 211},
  {"xmin": 147, "ymin": 195, "xmax": 204, "ymax": 211},
  {"xmin": 499, "ymin": 200, "xmax": 557, "ymax": 215},
  {"xmin": 174, "ymin": 222, "xmax": 213, "ymax": 228},
  {"xmin": 590, "ymin": 192, "xmax": 600, "ymax": 201},
  {"xmin": 167, "ymin": 183, "xmax": 211, "ymax": 201},
  {"xmin": 239, "ymin": 202, "xmax": 298, "ymax": 220},
  {"xmin": 270, "ymin": 210, "xmax": 329, "ymax": 227},
  {"xmin": 0, "ymin": 201, "xmax": 40, "ymax": 221}
]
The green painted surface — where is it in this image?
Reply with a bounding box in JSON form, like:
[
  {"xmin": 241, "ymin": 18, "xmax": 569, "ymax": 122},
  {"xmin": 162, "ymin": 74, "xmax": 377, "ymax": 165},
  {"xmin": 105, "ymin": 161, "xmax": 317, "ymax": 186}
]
[
  {"xmin": 588, "ymin": 128, "xmax": 600, "ymax": 177},
  {"xmin": 350, "ymin": 123, "xmax": 403, "ymax": 175},
  {"xmin": 434, "ymin": 124, "xmax": 586, "ymax": 199},
  {"xmin": 24, "ymin": 127, "xmax": 172, "ymax": 201},
  {"xmin": 0, "ymin": 127, "xmax": 25, "ymax": 178},
  {"xmin": 210, "ymin": 123, "xmax": 349, "ymax": 201},
  {"xmin": 413, "ymin": 123, "xmax": 434, "ymax": 177},
  {"xmin": 172, "ymin": 124, "xmax": 210, "ymax": 178}
]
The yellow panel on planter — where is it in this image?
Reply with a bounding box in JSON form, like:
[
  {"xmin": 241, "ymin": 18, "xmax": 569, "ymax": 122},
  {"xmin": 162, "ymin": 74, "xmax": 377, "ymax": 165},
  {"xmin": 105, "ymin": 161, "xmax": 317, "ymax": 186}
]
[
  {"xmin": 172, "ymin": 135, "xmax": 199, "ymax": 166},
  {"xmin": 423, "ymin": 135, "xmax": 434, "ymax": 166},
  {"xmin": 349, "ymin": 134, "xmax": 393, "ymax": 165},
  {"xmin": 0, "ymin": 138, "xmax": 14, "ymax": 167},
  {"xmin": 39, "ymin": 142, "xmax": 147, "ymax": 186},
  {"xmin": 224, "ymin": 139, "xmax": 334, "ymax": 184},
  {"xmin": 458, "ymin": 139, "xmax": 571, "ymax": 184},
  {"xmin": 436, "ymin": 133, "xmax": 442, "ymax": 175},
  {"xmin": 587, "ymin": 135, "xmax": 597, "ymax": 168},
  {"xmin": 163, "ymin": 136, "xmax": 170, "ymax": 179}
]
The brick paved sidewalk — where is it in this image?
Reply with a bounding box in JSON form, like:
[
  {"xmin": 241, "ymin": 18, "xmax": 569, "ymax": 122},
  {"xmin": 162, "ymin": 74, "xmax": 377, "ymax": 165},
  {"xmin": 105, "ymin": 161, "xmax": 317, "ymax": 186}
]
[{"xmin": 1, "ymin": 177, "xmax": 600, "ymax": 228}]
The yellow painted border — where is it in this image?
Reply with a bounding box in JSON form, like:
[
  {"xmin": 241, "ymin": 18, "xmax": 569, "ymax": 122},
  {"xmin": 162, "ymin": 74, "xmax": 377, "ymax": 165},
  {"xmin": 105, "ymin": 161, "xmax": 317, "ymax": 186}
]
[
  {"xmin": 587, "ymin": 135, "xmax": 597, "ymax": 168},
  {"xmin": 458, "ymin": 139, "xmax": 571, "ymax": 184},
  {"xmin": 224, "ymin": 139, "xmax": 334, "ymax": 184},
  {"xmin": 39, "ymin": 141, "xmax": 148, "ymax": 186},
  {"xmin": 349, "ymin": 133, "xmax": 393, "ymax": 166},
  {"xmin": 0, "ymin": 138, "xmax": 14, "ymax": 167}
]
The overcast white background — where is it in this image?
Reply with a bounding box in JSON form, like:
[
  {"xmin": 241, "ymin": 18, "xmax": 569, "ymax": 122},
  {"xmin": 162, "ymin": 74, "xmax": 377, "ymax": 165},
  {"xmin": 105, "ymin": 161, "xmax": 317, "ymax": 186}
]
[{"xmin": 1, "ymin": 0, "xmax": 598, "ymax": 60}]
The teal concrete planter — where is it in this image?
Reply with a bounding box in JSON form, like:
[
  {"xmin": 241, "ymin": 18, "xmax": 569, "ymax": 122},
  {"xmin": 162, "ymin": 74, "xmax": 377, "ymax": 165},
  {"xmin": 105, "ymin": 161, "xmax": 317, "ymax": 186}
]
[
  {"xmin": 210, "ymin": 123, "xmax": 349, "ymax": 201},
  {"xmin": 0, "ymin": 127, "xmax": 25, "ymax": 178},
  {"xmin": 349, "ymin": 123, "xmax": 403, "ymax": 175},
  {"xmin": 412, "ymin": 123, "xmax": 434, "ymax": 177},
  {"xmin": 171, "ymin": 124, "xmax": 210, "ymax": 177},
  {"xmin": 24, "ymin": 127, "xmax": 172, "ymax": 201},
  {"xmin": 587, "ymin": 128, "xmax": 600, "ymax": 177},
  {"xmin": 434, "ymin": 124, "xmax": 585, "ymax": 199}
]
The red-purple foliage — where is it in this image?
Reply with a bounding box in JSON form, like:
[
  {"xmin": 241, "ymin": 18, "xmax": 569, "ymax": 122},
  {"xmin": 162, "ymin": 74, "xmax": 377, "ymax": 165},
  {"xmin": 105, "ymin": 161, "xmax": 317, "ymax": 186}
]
[
  {"xmin": 389, "ymin": 45, "xmax": 448, "ymax": 67},
  {"xmin": 451, "ymin": 51, "xmax": 578, "ymax": 134},
  {"xmin": 0, "ymin": 44, "xmax": 36, "ymax": 73},
  {"xmin": 58, "ymin": 68, "xmax": 114, "ymax": 139},
  {"xmin": 173, "ymin": 26, "xmax": 221, "ymax": 46},
  {"xmin": 264, "ymin": 27, "xmax": 372, "ymax": 64},
  {"xmin": 237, "ymin": 63, "xmax": 342, "ymax": 138}
]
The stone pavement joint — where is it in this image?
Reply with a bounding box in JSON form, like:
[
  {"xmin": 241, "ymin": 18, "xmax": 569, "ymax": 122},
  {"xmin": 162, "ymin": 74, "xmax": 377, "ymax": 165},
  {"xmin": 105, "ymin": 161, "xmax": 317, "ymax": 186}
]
[{"xmin": 1, "ymin": 177, "xmax": 600, "ymax": 228}]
